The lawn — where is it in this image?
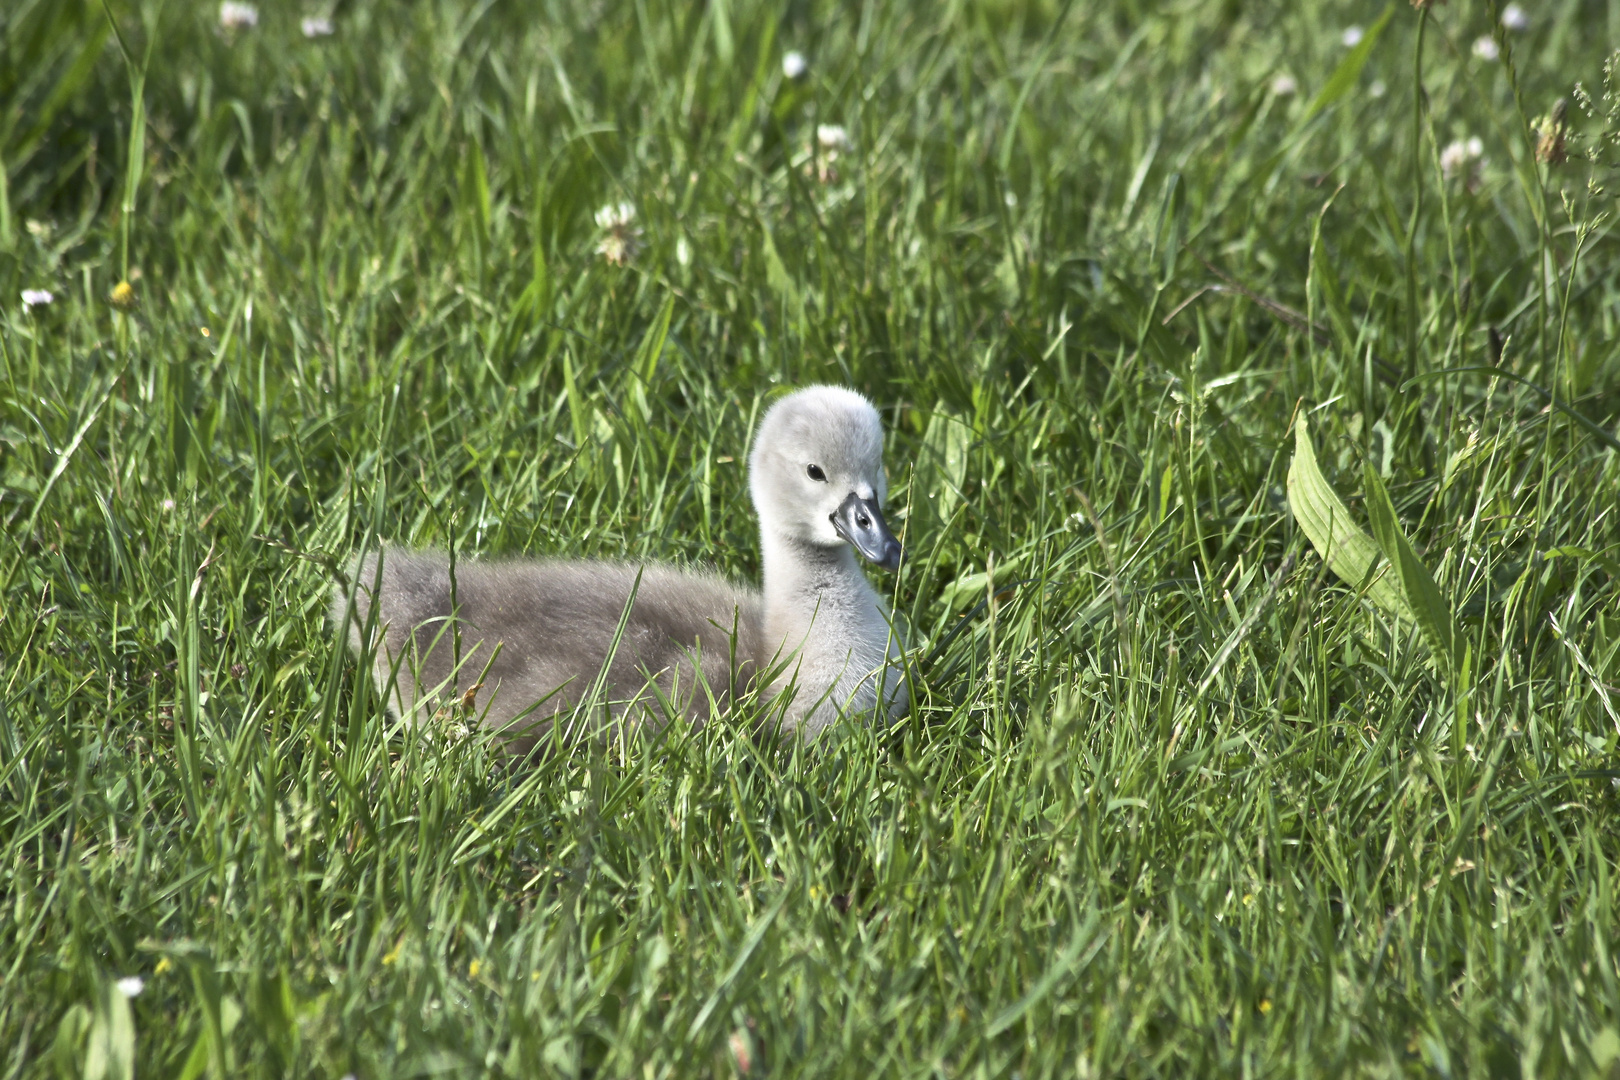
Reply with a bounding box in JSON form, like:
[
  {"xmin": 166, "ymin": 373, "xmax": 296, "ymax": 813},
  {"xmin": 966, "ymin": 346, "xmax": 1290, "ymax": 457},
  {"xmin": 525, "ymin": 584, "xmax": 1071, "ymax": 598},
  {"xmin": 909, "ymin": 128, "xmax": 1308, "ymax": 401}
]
[{"xmin": 4, "ymin": 0, "xmax": 1620, "ymax": 1075}]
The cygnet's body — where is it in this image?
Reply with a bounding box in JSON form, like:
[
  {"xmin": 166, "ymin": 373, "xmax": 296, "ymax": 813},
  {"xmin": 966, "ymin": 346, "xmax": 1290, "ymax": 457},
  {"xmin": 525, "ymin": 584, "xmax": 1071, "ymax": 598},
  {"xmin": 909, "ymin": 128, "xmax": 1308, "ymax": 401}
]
[{"xmin": 333, "ymin": 386, "xmax": 907, "ymax": 741}]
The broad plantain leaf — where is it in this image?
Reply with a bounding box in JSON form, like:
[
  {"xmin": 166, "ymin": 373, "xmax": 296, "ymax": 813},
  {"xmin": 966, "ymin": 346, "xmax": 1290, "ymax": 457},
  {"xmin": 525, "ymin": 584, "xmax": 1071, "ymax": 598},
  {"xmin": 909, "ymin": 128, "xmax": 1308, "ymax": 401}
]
[
  {"xmin": 1287, "ymin": 416, "xmax": 1408, "ymax": 618},
  {"xmin": 84, "ymin": 981, "xmax": 135, "ymax": 1080},
  {"xmin": 1362, "ymin": 464, "xmax": 1459, "ymax": 676}
]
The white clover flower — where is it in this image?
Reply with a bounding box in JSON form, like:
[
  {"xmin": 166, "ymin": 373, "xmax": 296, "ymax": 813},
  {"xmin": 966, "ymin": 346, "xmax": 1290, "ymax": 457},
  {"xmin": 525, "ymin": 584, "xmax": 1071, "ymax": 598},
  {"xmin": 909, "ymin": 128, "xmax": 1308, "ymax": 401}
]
[
  {"xmin": 301, "ymin": 16, "xmax": 333, "ymax": 37},
  {"xmin": 1472, "ymin": 36, "xmax": 1500, "ymax": 61},
  {"xmin": 593, "ymin": 202, "xmax": 641, "ymax": 266},
  {"xmin": 1369, "ymin": 79, "xmax": 1387, "ymax": 98},
  {"xmin": 812, "ymin": 124, "xmax": 851, "ymax": 183},
  {"xmin": 729, "ymin": 1030, "xmax": 753, "ymax": 1073},
  {"xmin": 1438, "ymin": 141, "xmax": 1468, "ymax": 177},
  {"xmin": 162, "ymin": 498, "xmax": 176, "ymax": 512},
  {"xmin": 219, "ymin": 1, "xmax": 258, "ymax": 29},
  {"xmin": 21, "ymin": 289, "xmax": 53, "ymax": 308},
  {"xmin": 1440, "ymin": 137, "xmax": 1486, "ymax": 189},
  {"xmin": 594, "ymin": 202, "xmax": 636, "ymax": 230},
  {"xmin": 816, "ymin": 124, "xmax": 850, "ymax": 151},
  {"xmin": 1341, "ymin": 25, "xmax": 1364, "ymax": 47},
  {"xmin": 1270, "ymin": 74, "xmax": 1298, "ymax": 97},
  {"xmin": 1501, "ymin": 3, "xmax": 1529, "ymax": 31},
  {"xmin": 782, "ymin": 51, "xmax": 807, "ymax": 79},
  {"xmin": 115, "ymin": 977, "xmax": 144, "ymax": 998}
]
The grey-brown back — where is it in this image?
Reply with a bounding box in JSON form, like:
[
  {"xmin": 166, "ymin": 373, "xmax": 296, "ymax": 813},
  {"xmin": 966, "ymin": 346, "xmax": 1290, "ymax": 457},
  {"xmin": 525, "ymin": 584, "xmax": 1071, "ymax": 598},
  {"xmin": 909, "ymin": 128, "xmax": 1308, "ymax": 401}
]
[{"xmin": 332, "ymin": 549, "xmax": 764, "ymax": 742}]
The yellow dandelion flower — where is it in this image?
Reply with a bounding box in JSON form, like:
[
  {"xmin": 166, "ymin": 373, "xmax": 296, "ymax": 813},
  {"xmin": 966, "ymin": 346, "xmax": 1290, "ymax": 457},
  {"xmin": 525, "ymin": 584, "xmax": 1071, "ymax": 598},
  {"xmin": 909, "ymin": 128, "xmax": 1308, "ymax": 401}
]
[
  {"xmin": 109, "ymin": 281, "xmax": 136, "ymax": 311},
  {"xmin": 468, "ymin": 959, "xmax": 483, "ymax": 978},
  {"xmin": 1259, "ymin": 999, "xmax": 1273, "ymax": 1015},
  {"xmin": 154, "ymin": 957, "xmax": 173, "ymax": 975}
]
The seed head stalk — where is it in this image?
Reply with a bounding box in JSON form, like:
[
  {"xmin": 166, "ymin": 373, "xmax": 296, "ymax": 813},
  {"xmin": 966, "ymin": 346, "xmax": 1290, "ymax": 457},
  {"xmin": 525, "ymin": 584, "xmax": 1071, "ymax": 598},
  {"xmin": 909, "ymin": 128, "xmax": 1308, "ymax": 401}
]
[
  {"xmin": 1404, "ymin": 8, "xmax": 1428, "ymax": 384},
  {"xmin": 1477, "ymin": 0, "xmax": 1563, "ymax": 568},
  {"xmin": 1481, "ymin": 0, "xmax": 1551, "ymax": 370}
]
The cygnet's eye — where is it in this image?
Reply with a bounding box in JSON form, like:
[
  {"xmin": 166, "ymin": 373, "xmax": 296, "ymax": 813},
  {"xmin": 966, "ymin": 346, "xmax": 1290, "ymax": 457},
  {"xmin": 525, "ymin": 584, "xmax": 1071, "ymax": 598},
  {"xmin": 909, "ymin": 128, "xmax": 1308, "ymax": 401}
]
[{"xmin": 806, "ymin": 464, "xmax": 827, "ymax": 482}]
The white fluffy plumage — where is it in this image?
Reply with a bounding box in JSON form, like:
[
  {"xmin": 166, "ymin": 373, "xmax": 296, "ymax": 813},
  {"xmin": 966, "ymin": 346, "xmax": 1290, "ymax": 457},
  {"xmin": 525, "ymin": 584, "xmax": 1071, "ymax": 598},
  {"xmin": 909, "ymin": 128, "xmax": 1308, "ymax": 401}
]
[{"xmin": 333, "ymin": 385, "xmax": 908, "ymax": 744}]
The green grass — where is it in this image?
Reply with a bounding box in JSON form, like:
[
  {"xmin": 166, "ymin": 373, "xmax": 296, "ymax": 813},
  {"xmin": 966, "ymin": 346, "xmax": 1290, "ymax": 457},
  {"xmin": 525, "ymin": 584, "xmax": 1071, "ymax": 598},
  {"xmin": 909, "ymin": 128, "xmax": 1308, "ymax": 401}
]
[{"xmin": 4, "ymin": 0, "xmax": 1620, "ymax": 1074}]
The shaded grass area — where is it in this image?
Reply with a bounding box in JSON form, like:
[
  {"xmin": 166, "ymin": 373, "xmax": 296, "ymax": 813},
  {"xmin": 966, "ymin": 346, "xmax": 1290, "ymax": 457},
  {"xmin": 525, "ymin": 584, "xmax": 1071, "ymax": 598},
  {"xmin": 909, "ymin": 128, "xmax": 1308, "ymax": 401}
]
[{"xmin": 4, "ymin": 0, "xmax": 1620, "ymax": 1074}]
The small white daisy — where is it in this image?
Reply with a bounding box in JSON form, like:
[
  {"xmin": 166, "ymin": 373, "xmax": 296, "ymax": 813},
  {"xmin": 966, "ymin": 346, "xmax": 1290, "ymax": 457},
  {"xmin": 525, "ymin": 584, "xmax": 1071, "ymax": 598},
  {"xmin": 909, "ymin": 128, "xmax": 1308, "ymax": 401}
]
[
  {"xmin": 301, "ymin": 16, "xmax": 333, "ymax": 37},
  {"xmin": 782, "ymin": 51, "xmax": 807, "ymax": 79},
  {"xmin": 1472, "ymin": 36, "xmax": 1500, "ymax": 61},
  {"xmin": 21, "ymin": 289, "xmax": 53, "ymax": 308},
  {"xmin": 1270, "ymin": 74, "xmax": 1298, "ymax": 96},
  {"xmin": 1501, "ymin": 4, "xmax": 1529, "ymax": 31},
  {"xmin": 1341, "ymin": 25, "xmax": 1364, "ymax": 47},
  {"xmin": 1369, "ymin": 79, "xmax": 1387, "ymax": 98},
  {"xmin": 115, "ymin": 976, "xmax": 144, "ymax": 998},
  {"xmin": 219, "ymin": 1, "xmax": 258, "ymax": 29}
]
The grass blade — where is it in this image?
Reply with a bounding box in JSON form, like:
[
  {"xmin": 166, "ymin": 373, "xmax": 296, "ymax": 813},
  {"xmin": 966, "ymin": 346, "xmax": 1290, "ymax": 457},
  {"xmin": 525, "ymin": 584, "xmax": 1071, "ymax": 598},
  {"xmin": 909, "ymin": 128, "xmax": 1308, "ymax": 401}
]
[{"xmin": 1304, "ymin": 3, "xmax": 1394, "ymax": 120}]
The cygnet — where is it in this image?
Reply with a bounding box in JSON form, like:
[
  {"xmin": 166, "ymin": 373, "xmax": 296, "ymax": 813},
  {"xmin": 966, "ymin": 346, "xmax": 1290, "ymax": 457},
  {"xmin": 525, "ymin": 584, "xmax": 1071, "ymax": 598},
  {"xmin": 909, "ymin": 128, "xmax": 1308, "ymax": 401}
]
[{"xmin": 332, "ymin": 385, "xmax": 908, "ymax": 742}]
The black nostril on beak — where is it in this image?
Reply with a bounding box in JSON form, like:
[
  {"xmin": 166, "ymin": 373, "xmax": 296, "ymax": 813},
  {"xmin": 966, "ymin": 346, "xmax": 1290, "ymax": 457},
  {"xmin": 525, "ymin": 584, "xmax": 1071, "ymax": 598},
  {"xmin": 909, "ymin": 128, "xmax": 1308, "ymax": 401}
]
[{"xmin": 831, "ymin": 492, "xmax": 902, "ymax": 571}]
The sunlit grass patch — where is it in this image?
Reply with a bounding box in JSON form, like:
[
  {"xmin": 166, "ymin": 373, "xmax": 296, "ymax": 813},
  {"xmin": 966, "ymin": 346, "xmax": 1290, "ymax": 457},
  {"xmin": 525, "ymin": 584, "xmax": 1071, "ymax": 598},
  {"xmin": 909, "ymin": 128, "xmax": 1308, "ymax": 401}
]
[{"xmin": 3, "ymin": 0, "xmax": 1619, "ymax": 1075}]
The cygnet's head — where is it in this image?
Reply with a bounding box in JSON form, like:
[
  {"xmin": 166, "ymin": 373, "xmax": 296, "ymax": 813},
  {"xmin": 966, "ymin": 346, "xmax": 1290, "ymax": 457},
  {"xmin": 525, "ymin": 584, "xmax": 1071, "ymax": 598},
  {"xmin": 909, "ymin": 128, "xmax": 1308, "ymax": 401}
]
[{"xmin": 749, "ymin": 386, "xmax": 902, "ymax": 570}]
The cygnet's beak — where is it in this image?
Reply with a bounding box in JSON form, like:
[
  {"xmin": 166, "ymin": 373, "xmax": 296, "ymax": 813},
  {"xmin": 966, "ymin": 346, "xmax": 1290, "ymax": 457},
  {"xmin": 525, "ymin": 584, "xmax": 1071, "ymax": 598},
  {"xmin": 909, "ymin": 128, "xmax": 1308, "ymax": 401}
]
[{"xmin": 830, "ymin": 492, "xmax": 903, "ymax": 571}]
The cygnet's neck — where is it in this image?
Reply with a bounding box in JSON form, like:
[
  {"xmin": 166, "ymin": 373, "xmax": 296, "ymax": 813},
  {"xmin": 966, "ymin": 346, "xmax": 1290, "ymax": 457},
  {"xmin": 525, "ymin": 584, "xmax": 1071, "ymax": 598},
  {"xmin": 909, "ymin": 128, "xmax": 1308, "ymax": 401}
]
[
  {"xmin": 757, "ymin": 523, "xmax": 905, "ymax": 735},
  {"xmin": 759, "ymin": 528, "xmax": 879, "ymax": 643}
]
